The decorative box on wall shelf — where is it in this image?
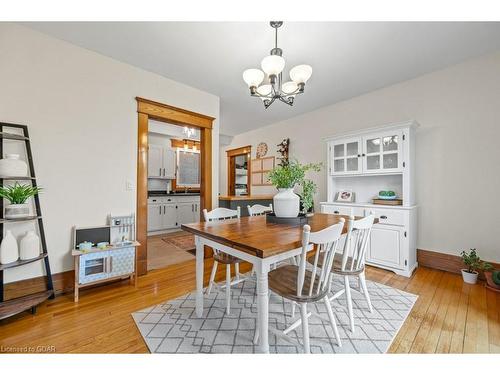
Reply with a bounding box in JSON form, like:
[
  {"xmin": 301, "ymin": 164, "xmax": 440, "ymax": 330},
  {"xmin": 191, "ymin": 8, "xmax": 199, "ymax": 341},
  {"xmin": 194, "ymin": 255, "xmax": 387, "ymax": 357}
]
[
  {"xmin": 251, "ymin": 156, "xmax": 275, "ymax": 186},
  {"xmin": 372, "ymin": 198, "xmax": 403, "ymax": 206}
]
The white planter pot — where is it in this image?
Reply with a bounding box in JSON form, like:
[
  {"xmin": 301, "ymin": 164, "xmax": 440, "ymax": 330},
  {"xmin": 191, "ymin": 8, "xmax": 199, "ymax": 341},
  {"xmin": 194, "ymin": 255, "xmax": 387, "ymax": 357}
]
[
  {"xmin": 0, "ymin": 230, "xmax": 19, "ymax": 264},
  {"xmin": 273, "ymin": 188, "xmax": 300, "ymax": 218},
  {"xmin": 0, "ymin": 154, "xmax": 28, "ymax": 177},
  {"xmin": 5, "ymin": 203, "xmax": 30, "ymax": 219},
  {"xmin": 20, "ymin": 231, "xmax": 41, "ymax": 260},
  {"xmin": 461, "ymin": 269, "xmax": 478, "ymax": 284}
]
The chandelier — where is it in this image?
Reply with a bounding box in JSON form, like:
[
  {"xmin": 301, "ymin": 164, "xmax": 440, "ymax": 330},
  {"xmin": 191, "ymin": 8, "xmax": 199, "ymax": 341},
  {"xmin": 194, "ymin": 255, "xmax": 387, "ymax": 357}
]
[{"xmin": 242, "ymin": 21, "xmax": 312, "ymax": 109}]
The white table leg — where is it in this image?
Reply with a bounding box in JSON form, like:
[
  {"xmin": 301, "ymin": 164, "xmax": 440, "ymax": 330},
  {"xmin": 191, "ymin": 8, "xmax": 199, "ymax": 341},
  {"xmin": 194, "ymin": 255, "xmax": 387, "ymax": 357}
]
[
  {"xmin": 256, "ymin": 261, "xmax": 270, "ymax": 353},
  {"xmin": 195, "ymin": 235, "xmax": 204, "ymax": 318}
]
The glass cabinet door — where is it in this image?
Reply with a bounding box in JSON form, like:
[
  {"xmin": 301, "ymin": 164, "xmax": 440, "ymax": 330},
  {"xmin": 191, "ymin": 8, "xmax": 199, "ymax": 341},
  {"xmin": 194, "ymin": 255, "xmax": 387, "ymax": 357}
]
[
  {"xmin": 362, "ymin": 131, "xmax": 402, "ymax": 173},
  {"xmin": 330, "ymin": 138, "xmax": 362, "ymax": 175}
]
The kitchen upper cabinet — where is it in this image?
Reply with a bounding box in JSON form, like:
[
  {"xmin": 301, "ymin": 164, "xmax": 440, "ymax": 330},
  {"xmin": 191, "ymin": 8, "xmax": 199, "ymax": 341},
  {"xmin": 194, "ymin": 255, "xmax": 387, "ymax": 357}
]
[
  {"xmin": 330, "ymin": 137, "xmax": 362, "ymax": 175},
  {"xmin": 329, "ymin": 129, "xmax": 404, "ymax": 176},
  {"xmin": 148, "ymin": 144, "xmax": 176, "ymax": 179},
  {"xmin": 148, "ymin": 145, "xmax": 164, "ymax": 178},
  {"xmin": 362, "ymin": 130, "xmax": 403, "ymax": 174},
  {"xmin": 163, "ymin": 148, "xmax": 176, "ymax": 179}
]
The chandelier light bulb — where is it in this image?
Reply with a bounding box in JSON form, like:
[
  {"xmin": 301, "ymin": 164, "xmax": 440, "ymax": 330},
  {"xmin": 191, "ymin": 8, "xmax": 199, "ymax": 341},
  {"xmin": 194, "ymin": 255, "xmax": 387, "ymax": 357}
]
[
  {"xmin": 242, "ymin": 69, "xmax": 265, "ymax": 88},
  {"xmin": 261, "ymin": 55, "xmax": 285, "ymax": 76},
  {"xmin": 290, "ymin": 64, "xmax": 313, "ymax": 84},
  {"xmin": 257, "ymin": 84, "xmax": 272, "ymax": 100},
  {"xmin": 282, "ymin": 81, "xmax": 298, "ymax": 95}
]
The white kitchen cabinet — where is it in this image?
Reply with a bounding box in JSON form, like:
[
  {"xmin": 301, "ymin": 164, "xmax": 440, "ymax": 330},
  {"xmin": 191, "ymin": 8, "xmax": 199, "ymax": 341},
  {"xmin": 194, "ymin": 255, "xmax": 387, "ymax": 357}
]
[
  {"xmin": 147, "ymin": 195, "xmax": 201, "ymax": 234},
  {"xmin": 148, "ymin": 145, "xmax": 176, "ymax": 179},
  {"xmin": 177, "ymin": 202, "xmax": 195, "ymax": 226},
  {"xmin": 163, "ymin": 148, "xmax": 176, "ymax": 179},
  {"xmin": 148, "ymin": 145, "xmax": 164, "ymax": 178},
  {"xmin": 163, "ymin": 203, "xmax": 177, "ymax": 228}
]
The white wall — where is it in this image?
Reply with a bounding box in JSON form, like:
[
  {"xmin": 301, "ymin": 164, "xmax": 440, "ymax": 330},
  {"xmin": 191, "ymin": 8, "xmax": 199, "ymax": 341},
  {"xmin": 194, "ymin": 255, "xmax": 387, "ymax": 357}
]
[
  {"xmin": 0, "ymin": 23, "xmax": 220, "ymax": 282},
  {"xmin": 221, "ymin": 51, "xmax": 500, "ymax": 262}
]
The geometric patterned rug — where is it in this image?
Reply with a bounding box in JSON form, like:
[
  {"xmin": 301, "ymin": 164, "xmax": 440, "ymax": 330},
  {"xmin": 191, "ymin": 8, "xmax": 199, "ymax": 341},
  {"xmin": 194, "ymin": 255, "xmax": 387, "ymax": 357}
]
[{"xmin": 132, "ymin": 275, "xmax": 417, "ymax": 353}]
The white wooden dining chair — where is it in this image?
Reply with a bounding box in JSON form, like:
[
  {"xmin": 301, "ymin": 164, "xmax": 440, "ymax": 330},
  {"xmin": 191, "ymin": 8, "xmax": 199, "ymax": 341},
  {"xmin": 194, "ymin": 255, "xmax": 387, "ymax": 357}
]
[
  {"xmin": 202, "ymin": 207, "xmax": 244, "ymax": 315},
  {"xmin": 255, "ymin": 219, "xmax": 345, "ymax": 353},
  {"xmin": 328, "ymin": 214, "xmax": 375, "ymax": 332},
  {"xmin": 247, "ymin": 203, "xmax": 273, "ymax": 216}
]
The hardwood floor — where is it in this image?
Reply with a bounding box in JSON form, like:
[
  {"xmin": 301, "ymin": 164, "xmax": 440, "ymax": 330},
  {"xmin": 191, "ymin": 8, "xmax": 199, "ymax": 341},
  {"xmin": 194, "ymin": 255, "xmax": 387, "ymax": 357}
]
[
  {"xmin": 147, "ymin": 231, "xmax": 195, "ymax": 270},
  {"xmin": 0, "ymin": 262, "xmax": 498, "ymax": 353}
]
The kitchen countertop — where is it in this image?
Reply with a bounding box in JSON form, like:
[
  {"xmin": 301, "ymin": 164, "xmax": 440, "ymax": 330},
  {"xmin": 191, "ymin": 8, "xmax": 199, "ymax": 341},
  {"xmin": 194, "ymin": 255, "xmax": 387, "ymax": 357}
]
[
  {"xmin": 218, "ymin": 194, "xmax": 274, "ymax": 201},
  {"xmin": 148, "ymin": 191, "xmax": 200, "ymax": 197}
]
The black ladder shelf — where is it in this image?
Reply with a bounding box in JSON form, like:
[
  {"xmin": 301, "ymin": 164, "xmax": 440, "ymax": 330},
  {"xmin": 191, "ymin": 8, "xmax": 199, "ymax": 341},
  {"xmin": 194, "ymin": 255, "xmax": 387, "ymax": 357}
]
[{"xmin": 0, "ymin": 122, "xmax": 54, "ymax": 320}]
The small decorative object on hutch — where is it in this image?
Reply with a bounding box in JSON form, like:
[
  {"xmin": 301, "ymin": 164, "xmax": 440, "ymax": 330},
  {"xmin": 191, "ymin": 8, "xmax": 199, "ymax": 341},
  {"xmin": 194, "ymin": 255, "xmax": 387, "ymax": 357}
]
[
  {"xmin": 19, "ymin": 231, "xmax": 41, "ymax": 260},
  {"xmin": 0, "ymin": 122, "xmax": 54, "ymax": 321},
  {"xmin": 0, "ymin": 230, "xmax": 18, "ymax": 264},
  {"xmin": 335, "ymin": 190, "xmax": 354, "ymax": 203},
  {"xmin": 0, "ymin": 182, "xmax": 41, "ymax": 218},
  {"xmin": 268, "ymin": 160, "xmax": 322, "ymax": 218},
  {"xmin": 256, "ymin": 142, "xmax": 268, "ymax": 158},
  {"xmin": 0, "ymin": 154, "xmax": 28, "ymax": 177},
  {"xmin": 321, "ymin": 120, "xmax": 418, "ymax": 277},
  {"xmin": 72, "ymin": 213, "xmax": 139, "ymax": 302}
]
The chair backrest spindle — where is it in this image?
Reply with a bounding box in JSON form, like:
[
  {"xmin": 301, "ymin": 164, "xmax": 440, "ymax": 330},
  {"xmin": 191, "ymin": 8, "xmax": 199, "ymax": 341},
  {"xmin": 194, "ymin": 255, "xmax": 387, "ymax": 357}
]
[{"xmin": 340, "ymin": 214, "xmax": 375, "ymax": 272}]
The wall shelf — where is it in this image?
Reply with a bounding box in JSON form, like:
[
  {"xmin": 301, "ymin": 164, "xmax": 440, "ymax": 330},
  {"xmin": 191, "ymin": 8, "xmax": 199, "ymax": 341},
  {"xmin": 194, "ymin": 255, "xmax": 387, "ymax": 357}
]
[
  {"xmin": 0, "ymin": 253, "xmax": 48, "ymax": 271},
  {"xmin": 0, "ymin": 216, "xmax": 42, "ymax": 224},
  {"xmin": 0, "ymin": 290, "xmax": 52, "ymax": 320}
]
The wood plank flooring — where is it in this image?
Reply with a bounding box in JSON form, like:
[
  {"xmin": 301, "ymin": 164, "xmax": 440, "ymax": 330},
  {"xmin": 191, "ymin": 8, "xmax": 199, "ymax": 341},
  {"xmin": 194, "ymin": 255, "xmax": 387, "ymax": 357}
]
[{"xmin": 0, "ymin": 261, "xmax": 498, "ymax": 353}]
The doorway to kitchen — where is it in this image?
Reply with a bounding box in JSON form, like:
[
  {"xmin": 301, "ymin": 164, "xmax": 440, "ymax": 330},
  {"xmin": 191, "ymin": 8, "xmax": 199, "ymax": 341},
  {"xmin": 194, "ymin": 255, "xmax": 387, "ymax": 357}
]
[
  {"xmin": 226, "ymin": 145, "xmax": 251, "ymax": 196},
  {"xmin": 136, "ymin": 97, "xmax": 214, "ymax": 275}
]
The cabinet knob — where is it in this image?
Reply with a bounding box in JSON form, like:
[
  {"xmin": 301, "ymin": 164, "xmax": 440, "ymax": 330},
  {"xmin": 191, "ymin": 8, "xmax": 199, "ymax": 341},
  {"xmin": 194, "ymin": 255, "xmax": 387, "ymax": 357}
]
[
  {"xmin": 380, "ymin": 215, "xmax": 388, "ymax": 219},
  {"xmin": 357, "ymin": 154, "xmax": 361, "ymax": 157},
  {"xmin": 362, "ymin": 153, "xmax": 366, "ymax": 157},
  {"xmin": 334, "ymin": 210, "xmax": 340, "ymax": 214}
]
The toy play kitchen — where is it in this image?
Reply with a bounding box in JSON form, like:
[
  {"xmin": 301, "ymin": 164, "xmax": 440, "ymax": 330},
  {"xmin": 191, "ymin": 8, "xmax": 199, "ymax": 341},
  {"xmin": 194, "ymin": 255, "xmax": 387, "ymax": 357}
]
[{"xmin": 71, "ymin": 214, "xmax": 139, "ymax": 302}]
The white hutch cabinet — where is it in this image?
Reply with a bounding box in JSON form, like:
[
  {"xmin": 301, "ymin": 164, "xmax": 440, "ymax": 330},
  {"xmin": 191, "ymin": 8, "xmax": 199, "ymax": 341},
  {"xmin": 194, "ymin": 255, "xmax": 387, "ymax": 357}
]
[{"xmin": 321, "ymin": 121, "xmax": 418, "ymax": 277}]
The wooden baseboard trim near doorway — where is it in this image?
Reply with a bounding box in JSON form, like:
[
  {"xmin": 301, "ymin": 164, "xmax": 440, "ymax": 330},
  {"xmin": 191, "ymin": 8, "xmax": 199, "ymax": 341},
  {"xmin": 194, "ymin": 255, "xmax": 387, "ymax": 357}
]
[{"xmin": 417, "ymin": 248, "xmax": 499, "ymax": 279}]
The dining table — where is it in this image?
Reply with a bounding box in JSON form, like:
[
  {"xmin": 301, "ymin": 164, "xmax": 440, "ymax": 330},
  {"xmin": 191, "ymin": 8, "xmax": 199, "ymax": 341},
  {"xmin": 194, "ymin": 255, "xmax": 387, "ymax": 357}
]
[{"xmin": 181, "ymin": 213, "xmax": 355, "ymax": 353}]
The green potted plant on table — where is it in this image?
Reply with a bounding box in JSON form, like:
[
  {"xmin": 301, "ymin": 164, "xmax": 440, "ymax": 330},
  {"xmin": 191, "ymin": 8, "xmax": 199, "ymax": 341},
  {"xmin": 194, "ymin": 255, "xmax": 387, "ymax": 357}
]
[
  {"xmin": 268, "ymin": 160, "xmax": 321, "ymax": 218},
  {"xmin": 0, "ymin": 182, "xmax": 41, "ymax": 219}
]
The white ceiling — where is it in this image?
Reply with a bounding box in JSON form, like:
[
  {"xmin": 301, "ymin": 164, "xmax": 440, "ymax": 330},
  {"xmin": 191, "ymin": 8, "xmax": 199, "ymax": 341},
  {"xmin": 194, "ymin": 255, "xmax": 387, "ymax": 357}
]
[{"xmin": 24, "ymin": 22, "xmax": 500, "ymax": 136}]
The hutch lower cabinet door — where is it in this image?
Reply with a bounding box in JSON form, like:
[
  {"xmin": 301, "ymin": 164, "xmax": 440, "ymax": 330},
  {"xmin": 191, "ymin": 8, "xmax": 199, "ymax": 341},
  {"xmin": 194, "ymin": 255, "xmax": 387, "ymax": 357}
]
[{"xmin": 367, "ymin": 225, "xmax": 404, "ymax": 269}]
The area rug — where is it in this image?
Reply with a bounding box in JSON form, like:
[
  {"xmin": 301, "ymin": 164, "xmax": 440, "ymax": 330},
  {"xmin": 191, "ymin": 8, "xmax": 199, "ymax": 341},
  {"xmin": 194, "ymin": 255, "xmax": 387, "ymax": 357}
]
[
  {"xmin": 132, "ymin": 275, "xmax": 417, "ymax": 354},
  {"xmin": 162, "ymin": 233, "xmax": 195, "ymax": 252}
]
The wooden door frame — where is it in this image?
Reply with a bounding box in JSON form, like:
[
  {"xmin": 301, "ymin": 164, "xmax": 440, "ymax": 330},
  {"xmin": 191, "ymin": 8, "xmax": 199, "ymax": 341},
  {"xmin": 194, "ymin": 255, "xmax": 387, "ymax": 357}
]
[
  {"xmin": 226, "ymin": 145, "xmax": 251, "ymax": 196},
  {"xmin": 136, "ymin": 97, "xmax": 215, "ymax": 276}
]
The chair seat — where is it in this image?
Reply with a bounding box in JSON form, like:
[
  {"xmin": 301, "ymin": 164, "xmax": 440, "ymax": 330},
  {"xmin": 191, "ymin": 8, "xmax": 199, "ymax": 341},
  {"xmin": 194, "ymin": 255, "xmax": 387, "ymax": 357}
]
[
  {"xmin": 213, "ymin": 252, "xmax": 243, "ymax": 264},
  {"xmin": 268, "ymin": 265, "xmax": 328, "ymax": 303},
  {"xmin": 308, "ymin": 253, "xmax": 364, "ymax": 276}
]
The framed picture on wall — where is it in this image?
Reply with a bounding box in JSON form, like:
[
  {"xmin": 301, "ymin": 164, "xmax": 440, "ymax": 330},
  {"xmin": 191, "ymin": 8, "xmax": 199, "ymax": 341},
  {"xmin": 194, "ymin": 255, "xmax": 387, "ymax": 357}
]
[{"xmin": 335, "ymin": 190, "xmax": 355, "ymax": 202}]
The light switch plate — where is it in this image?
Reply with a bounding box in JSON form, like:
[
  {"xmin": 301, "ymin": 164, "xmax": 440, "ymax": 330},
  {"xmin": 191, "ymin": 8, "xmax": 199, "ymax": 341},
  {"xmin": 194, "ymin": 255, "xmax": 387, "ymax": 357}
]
[{"xmin": 126, "ymin": 180, "xmax": 135, "ymax": 191}]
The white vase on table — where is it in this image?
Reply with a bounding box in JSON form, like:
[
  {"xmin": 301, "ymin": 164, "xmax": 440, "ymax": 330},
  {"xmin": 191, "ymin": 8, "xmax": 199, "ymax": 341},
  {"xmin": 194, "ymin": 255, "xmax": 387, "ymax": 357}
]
[
  {"xmin": 273, "ymin": 188, "xmax": 300, "ymax": 218},
  {"xmin": 0, "ymin": 230, "xmax": 19, "ymax": 264},
  {"xmin": 20, "ymin": 231, "xmax": 41, "ymax": 260}
]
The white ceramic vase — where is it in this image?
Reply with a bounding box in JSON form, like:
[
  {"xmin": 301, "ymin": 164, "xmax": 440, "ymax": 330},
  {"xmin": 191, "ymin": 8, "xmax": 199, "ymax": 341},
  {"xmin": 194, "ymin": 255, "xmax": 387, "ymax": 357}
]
[
  {"xmin": 0, "ymin": 230, "xmax": 19, "ymax": 264},
  {"xmin": 273, "ymin": 188, "xmax": 300, "ymax": 218},
  {"xmin": 5, "ymin": 203, "xmax": 30, "ymax": 219},
  {"xmin": 20, "ymin": 231, "xmax": 41, "ymax": 260},
  {"xmin": 461, "ymin": 269, "xmax": 478, "ymax": 284},
  {"xmin": 0, "ymin": 154, "xmax": 28, "ymax": 177}
]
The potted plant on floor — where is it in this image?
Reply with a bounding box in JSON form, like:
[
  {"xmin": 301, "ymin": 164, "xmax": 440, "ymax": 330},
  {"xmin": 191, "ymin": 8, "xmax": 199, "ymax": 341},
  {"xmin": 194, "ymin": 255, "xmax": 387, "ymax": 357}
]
[
  {"xmin": 482, "ymin": 263, "xmax": 500, "ymax": 292},
  {"xmin": 268, "ymin": 160, "xmax": 321, "ymax": 218},
  {"xmin": 0, "ymin": 182, "xmax": 42, "ymax": 218}
]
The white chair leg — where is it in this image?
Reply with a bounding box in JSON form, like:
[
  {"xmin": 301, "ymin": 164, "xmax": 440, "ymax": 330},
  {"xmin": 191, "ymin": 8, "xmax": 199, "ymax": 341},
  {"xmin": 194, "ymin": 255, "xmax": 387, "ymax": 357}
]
[
  {"xmin": 235, "ymin": 263, "xmax": 240, "ymax": 281},
  {"xmin": 300, "ymin": 303, "xmax": 310, "ymax": 354},
  {"xmin": 323, "ymin": 296, "xmax": 342, "ymax": 347},
  {"xmin": 291, "ymin": 302, "xmax": 296, "ymax": 318},
  {"xmin": 359, "ymin": 272, "xmax": 373, "ymax": 313},
  {"xmin": 344, "ymin": 275, "xmax": 354, "ymax": 332},
  {"xmin": 225, "ymin": 264, "xmax": 231, "ymax": 315},
  {"xmin": 206, "ymin": 260, "xmax": 218, "ymax": 295}
]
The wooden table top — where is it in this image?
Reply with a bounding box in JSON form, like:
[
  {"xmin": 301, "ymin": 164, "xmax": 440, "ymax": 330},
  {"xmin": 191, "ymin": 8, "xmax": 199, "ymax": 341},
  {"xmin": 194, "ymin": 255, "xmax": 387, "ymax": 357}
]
[{"xmin": 182, "ymin": 213, "xmax": 359, "ymax": 258}]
